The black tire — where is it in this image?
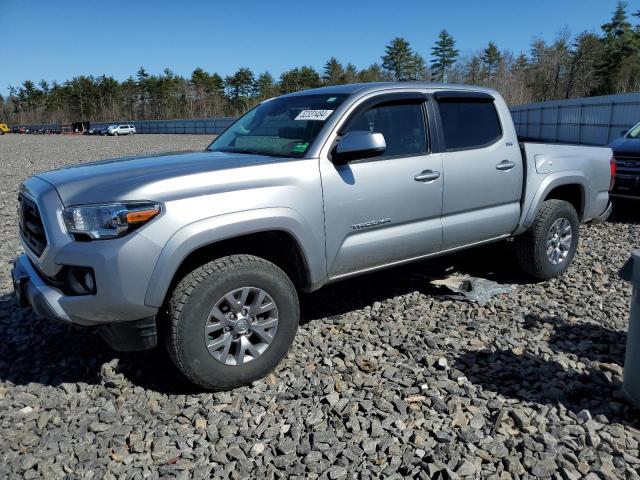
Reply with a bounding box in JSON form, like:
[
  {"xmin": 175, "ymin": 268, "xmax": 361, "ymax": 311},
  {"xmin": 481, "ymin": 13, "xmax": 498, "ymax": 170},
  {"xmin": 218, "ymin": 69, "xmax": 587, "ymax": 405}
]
[
  {"xmin": 516, "ymin": 199, "xmax": 579, "ymax": 280},
  {"xmin": 165, "ymin": 254, "xmax": 299, "ymax": 390}
]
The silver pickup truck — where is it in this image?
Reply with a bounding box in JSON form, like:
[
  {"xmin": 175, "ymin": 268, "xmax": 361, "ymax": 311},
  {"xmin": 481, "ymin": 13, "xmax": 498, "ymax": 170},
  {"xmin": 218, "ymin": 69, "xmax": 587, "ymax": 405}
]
[{"xmin": 12, "ymin": 82, "xmax": 613, "ymax": 389}]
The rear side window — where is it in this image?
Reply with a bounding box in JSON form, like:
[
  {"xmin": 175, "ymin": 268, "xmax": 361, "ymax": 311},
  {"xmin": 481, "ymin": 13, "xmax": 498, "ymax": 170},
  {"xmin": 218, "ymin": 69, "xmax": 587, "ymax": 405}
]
[
  {"xmin": 437, "ymin": 99, "xmax": 502, "ymax": 150},
  {"xmin": 343, "ymin": 101, "xmax": 428, "ymax": 158}
]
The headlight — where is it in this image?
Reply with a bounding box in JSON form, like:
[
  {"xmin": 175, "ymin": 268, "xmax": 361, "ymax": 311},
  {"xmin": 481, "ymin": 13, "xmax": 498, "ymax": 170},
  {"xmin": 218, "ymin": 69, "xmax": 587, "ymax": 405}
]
[{"xmin": 62, "ymin": 202, "xmax": 161, "ymax": 240}]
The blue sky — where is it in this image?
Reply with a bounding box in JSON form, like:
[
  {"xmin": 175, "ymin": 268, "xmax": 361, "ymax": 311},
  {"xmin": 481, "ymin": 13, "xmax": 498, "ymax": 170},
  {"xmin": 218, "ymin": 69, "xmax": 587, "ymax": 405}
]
[{"xmin": 0, "ymin": 0, "xmax": 629, "ymax": 96}]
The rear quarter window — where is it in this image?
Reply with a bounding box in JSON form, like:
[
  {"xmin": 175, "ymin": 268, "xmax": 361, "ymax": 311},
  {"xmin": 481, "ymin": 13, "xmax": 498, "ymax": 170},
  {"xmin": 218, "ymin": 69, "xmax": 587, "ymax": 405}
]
[{"xmin": 437, "ymin": 99, "xmax": 502, "ymax": 151}]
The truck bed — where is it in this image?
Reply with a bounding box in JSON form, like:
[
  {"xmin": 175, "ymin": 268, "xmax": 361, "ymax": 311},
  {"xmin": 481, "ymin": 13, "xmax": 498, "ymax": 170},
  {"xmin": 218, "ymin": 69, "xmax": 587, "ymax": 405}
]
[{"xmin": 516, "ymin": 142, "xmax": 612, "ymax": 233}]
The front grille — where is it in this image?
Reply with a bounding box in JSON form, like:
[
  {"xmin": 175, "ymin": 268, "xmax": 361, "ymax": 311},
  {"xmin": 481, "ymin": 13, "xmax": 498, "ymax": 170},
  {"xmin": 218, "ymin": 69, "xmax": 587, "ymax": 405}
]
[
  {"xmin": 18, "ymin": 192, "xmax": 47, "ymax": 256},
  {"xmin": 615, "ymin": 155, "xmax": 640, "ymax": 175}
]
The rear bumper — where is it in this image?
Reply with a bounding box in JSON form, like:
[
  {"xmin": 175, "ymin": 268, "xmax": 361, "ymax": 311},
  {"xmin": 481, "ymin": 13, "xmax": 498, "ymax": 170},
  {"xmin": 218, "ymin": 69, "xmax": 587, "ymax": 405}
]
[
  {"xmin": 590, "ymin": 201, "xmax": 612, "ymax": 224},
  {"xmin": 610, "ymin": 193, "xmax": 640, "ymax": 200}
]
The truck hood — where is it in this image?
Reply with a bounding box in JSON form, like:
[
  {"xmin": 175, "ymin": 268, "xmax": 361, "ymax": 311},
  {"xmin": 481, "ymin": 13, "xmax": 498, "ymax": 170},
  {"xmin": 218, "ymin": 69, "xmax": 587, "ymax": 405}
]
[
  {"xmin": 609, "ymin": 137, "xmax": 640, "ymax": 157},
  {"xmin": 35, "ymin": 150, "xmax": 292, "ymax": 205}
]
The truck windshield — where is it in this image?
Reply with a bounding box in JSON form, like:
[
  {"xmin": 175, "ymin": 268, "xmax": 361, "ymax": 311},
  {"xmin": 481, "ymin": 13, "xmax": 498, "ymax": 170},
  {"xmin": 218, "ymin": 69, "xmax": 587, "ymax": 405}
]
[
  {"xmin": 627, "ymin": 123, "xmax": 640, "ymax": 138},
  {"xmin": 208, "ymin": 94, "xmax": 348, "ymax": 158}
]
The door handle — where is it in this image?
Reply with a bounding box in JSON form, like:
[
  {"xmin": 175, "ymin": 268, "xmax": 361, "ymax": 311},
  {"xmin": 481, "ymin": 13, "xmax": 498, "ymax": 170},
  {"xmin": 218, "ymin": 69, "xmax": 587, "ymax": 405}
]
[
  {"xmin": 414, "ymin": 170, "xmax": 441, "ymax": 182},
  {"xmin": 496, "ymin": 160, "xmax": 516, "ymax": 171}
]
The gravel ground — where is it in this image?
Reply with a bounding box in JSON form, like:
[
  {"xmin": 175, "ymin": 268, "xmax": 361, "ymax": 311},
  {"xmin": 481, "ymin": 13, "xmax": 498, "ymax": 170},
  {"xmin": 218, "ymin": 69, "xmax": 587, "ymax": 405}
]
[{"xmin": 0, "ymin": 134, "xmax": 639, "ymax": 479}]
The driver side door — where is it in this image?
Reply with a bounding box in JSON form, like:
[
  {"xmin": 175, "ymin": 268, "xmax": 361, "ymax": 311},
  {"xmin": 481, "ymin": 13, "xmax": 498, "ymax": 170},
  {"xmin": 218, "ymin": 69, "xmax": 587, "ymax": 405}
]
[{"xmin": 320, "ymin": 93, "xmax": 444, "ymax": 279}]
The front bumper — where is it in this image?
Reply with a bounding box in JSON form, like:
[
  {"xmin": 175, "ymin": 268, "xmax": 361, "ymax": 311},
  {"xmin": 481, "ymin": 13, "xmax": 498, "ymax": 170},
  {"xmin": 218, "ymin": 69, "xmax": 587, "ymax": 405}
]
[
  {"xmin": 12, "ymin": 251, "xmax": 160, "ymax": 327},
  {"xmin": 13, "ymin": 254, "xmax": 158, "ymax": 351},
  {"xmin": 611, "ymin": 173, "xmax": 640, "ymax": 199},
  {"xmin": 12, "ymin": 253, "xmax": 72, "ymax": 323},
  {"xmin": 15, "ymin": 177, "xmax": 162, "ymax": 326}
]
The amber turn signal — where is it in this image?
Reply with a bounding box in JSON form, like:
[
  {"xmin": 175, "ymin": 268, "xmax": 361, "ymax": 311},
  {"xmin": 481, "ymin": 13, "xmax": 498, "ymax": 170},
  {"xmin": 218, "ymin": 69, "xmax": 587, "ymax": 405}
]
[{"xmin": 126, "ymin": 206, "xmax": 160, "ymax": 223}]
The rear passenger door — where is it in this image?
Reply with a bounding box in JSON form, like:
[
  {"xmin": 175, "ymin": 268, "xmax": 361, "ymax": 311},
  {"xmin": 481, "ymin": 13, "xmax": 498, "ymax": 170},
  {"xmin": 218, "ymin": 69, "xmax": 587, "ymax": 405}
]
[{"xmin": 434, "ymin": 92, "xmax": 522, "ymax": 249}]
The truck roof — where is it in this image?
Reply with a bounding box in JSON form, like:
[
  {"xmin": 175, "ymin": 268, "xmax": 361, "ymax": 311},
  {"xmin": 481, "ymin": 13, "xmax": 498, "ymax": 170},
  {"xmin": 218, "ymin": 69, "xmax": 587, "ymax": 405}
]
[{"xmin": 283, "ymin": 81, "xmax": 499, "ymax": 98}]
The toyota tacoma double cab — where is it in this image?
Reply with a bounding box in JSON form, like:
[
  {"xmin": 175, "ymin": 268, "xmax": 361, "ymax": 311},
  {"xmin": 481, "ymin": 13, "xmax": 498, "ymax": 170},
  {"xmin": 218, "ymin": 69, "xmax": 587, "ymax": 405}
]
[{"xmin": 12, "ymin": 83, "xmax": 613, "ymax": 390}]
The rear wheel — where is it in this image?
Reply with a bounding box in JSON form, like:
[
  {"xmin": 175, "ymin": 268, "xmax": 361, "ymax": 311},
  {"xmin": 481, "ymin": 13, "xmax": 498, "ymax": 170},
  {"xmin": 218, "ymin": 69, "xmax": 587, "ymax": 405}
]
[
  {"xmin": 165, "ymin": 254, "xmax": 299, "ymax": 390},
  {"xmin": 516, "ymin": 199, "xmax": 579, "ymax": 280}
]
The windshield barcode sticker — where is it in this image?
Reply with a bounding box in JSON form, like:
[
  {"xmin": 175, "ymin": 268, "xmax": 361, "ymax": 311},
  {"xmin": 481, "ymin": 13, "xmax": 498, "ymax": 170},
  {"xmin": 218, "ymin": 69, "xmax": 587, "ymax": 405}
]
[{"xmin": 295, "ymin": 109, "xmax": 334, "ymax": 121}]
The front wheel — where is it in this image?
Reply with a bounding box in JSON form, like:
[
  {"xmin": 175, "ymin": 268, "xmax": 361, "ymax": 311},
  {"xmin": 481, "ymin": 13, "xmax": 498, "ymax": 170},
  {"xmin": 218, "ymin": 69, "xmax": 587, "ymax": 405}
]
[
  {"xmin": 164, "ymin": 254, "xmax": 299, "ymax": 390},
  {"xmin": 516, "ymin": 199, "xmax": 579, "ymax": 280}
]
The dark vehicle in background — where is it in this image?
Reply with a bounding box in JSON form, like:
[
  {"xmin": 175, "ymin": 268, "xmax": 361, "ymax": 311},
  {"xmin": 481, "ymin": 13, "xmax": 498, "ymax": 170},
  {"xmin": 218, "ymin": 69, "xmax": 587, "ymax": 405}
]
[
  {"xmin": 610, "ymin": 122, "xmax": 640, "ymax": 199},
  {"xmin": 73, "ymin": 121, "xmax": 90, "ymax": 134}
]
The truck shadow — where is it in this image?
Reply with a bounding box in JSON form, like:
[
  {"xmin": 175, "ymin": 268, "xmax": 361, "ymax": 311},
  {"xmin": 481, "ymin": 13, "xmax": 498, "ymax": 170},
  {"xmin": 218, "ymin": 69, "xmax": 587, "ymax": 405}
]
[
  {"xmin": 0, "ymin": 292, "xmax": 195, "ymax": 393},
  {"xmin": 0, "ymin": 247, "xmax": 534, "ymax": 394},
  {"xmin": 525, "ymin": 314, "xmax": 626, "ymax": 365},
  {"xmin": 300, "ymin": 242, "xmax": 531, "ymax": 323},
  {"xmin": 454, "ymin": 314, "xmax": 637, "ymax": 427},
  {"xmin": 609, "ymin": 199, "xmax": 640, "ymax": 225}
]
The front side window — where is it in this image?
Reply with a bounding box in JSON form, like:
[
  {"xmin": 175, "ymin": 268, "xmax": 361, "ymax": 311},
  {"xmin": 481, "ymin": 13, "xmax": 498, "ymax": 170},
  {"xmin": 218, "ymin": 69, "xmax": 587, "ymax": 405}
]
[
  {"xmin": 437, "ymin": 99, "xmax": 502, "ymax": 150},
  {"xmin": 342, "ymin": 101, "xmax": 428, "ymax": 158},
  {"xmin": 209, "ymin": 94, "xmax": 348, "ymax": 158}
]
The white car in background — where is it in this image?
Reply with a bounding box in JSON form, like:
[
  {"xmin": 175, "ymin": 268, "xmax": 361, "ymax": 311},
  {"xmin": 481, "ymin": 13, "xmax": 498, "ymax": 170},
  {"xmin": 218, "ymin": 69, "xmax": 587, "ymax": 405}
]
[{"xmin": 107, "ymin": 124, "xmax": 136, "ymax": 136}]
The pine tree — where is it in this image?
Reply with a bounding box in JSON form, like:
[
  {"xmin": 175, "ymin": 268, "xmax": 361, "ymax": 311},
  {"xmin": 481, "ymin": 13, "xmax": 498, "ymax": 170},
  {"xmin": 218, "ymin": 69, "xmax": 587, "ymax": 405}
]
[
  {"xmin": 136, "ymin": 67, "xmax": 149, "ymax": 84},
  {"xmin": 357, "ymin": 63, "xmax": 388, "ymax": 83},
  {"xmin": 409, "ymin": 53, "xmax": 429, "ymax": 80},
  {"xmin": 279, "ymin": 66, "xmax": 321, "ymax": 94},
  {"xmin": 225, "ymin": 68, "xmax": 255, "ymax": 99},
  {"xmin": 482, "ymin": 42, "xmax": 501, "ymax": 81},
  {"xmin": 253, "ymin": 72, "xmax": 277, "ymax": 99},
  {"xmin": 136, "ymin": 67, "xmax": 150, "ymax": 117},
  {"xmin": 342, "ymin": 63, "xmax": 359, "ymax": 83},
  {"xmin": 565, "ymin": 32, "xmax": 604, "ymax": 97},
  {"xmin": 602, "ymin": 1, "xmax": 632, "ymax": 38},
  {"xmin": 513, "ymin": 53, "xmax": 527, "ymax": 72},
  {"xmin": 596, "ymin": 1, "xmax": 638, "ymax": 93},
  {"xmin": 464, "ymin": 56, "xmax": 483, "ymax": 84},
  {"xmin": 323, "ymin": 57, "xmax": 345, "ymax": 85},
  {"xmin": 381, "ymin": 37, "xmax": 415, "ymax": 81},
  {"xmin": 430, "ymin": 30, "xmax": 459, "ymax": 82}
]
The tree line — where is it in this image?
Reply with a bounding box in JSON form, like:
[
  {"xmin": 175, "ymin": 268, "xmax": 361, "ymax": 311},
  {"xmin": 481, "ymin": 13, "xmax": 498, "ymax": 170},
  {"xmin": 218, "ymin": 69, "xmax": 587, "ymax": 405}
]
[{"xmin": 3, "ymin": 1, "xmax": 640, "ymax": 125}]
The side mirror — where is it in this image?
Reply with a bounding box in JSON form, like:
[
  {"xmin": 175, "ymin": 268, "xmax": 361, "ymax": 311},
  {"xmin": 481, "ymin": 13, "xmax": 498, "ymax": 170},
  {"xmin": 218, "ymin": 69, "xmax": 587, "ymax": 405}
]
[{"xmin": 333, "ymin": 131, "xmax": 386, "ymax": 163}]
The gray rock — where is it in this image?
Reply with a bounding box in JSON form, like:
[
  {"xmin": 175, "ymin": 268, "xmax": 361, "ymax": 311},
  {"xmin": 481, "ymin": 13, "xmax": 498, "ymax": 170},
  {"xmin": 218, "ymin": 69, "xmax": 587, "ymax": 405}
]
[{"xmin": 0, "ymin": 135, "xmax": 637, "ymax": 479}]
